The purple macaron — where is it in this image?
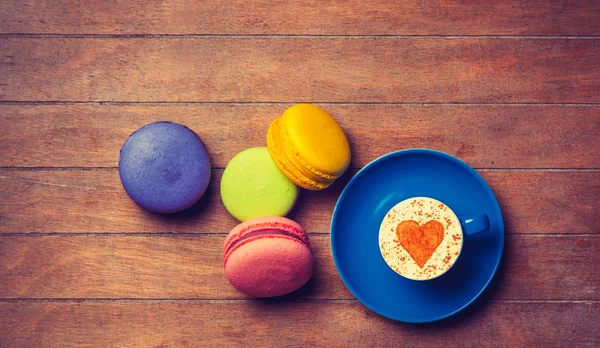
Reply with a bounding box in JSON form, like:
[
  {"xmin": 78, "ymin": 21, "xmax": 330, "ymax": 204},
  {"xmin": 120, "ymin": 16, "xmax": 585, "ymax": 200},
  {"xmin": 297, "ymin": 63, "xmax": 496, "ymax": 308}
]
[{"xmin": 119, "ymin": 121, "xmax": 211, "ymax": 213}]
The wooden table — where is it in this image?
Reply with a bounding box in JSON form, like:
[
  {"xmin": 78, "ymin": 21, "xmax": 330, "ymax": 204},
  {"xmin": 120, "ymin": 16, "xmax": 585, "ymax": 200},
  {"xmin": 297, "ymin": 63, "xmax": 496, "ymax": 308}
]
[{"xmin": 1, "ymin": 1, "xmax": 599, "ymax": 347}]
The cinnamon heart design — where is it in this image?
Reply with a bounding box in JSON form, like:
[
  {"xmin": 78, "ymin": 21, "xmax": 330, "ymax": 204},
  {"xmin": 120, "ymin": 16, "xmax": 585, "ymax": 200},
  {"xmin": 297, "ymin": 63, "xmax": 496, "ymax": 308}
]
[{"xmin": 396, "ymin": 220, "xmax": 445, "ymax": 268}]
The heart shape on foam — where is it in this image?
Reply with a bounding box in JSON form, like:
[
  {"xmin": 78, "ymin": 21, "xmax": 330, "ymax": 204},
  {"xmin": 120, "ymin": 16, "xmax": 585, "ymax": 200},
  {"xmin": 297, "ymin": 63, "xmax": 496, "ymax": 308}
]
[{"xmin": 396, "ymin": 220, "xmax": 445, "ymax": 268}]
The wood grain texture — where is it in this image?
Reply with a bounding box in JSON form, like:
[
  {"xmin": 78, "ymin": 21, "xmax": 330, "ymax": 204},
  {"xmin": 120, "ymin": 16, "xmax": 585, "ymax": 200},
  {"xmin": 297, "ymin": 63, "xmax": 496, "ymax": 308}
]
[
  {"xmin": 1, "ymin": 0, "xmax": 598, "ymax": 346},
  {"xmin": 1, "ymin": 104, "xmax": 598, "ymax": 169},
  {"xmin": 0, "ymin": 301, "xmax": 598, "ymax": 347},
  {"xmin": 2, "ymin": 38, "xmax": 599, "ymax": 103},
  {"xmin": 0, "ymin": 170, "xmax": 598, "ymax": 234},
  {"xmin": 0, "ymin": 235, "xmax": 598, "ymax": 300},
  {"xmin": 1, "ymin": 0, "xmax": 599, "ymax": 35}
]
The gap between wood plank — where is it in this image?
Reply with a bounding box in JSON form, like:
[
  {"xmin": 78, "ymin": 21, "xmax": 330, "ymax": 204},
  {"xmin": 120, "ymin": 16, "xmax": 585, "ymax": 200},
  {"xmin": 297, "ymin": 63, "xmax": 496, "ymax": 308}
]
[
  {"xmin": 1, "ymin": 101, "xmax": 600, "ymax": 106},
  {"xmin": 1, "ymin": 34, "xmax": 600, "ymax": 39},
  {"xmin": 0, "ymin": 233, "xmax": 597, "ymax": 237},
  {"xmin": 1, "ymin": 168, "xmax": 599, "ymax": 172},
  {"xmin": 0, "ymin": 298, "xmax": 597, "ymax": 303}
]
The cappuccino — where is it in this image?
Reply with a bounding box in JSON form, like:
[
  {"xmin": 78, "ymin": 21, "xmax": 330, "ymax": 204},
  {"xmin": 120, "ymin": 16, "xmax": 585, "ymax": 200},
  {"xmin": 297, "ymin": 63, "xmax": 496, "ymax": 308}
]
[{"xmin": 379, "ymin": 197, "xmax": 463, "ymax": 280}]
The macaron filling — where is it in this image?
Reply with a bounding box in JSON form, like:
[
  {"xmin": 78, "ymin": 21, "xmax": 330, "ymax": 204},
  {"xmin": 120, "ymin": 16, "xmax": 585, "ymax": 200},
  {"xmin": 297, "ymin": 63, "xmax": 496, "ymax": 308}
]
[
  {"xmin": 225, "ymin": 228, "xmax": 307, "ymax": 257},
  {"xmin": 267, "ymin": 119, "xmax": 331, "ymax": 190},
  {"xmin": 279, "ymin": 116, "xmax": 338, "ymax": 180}
]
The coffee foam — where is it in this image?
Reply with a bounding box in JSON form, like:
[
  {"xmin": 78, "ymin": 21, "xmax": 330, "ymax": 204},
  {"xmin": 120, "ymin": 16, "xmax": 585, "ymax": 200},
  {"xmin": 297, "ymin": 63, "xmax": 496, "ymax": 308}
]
[{"xmin": 379, "ymin": 197, "xmax": 463, "ymax": 280}]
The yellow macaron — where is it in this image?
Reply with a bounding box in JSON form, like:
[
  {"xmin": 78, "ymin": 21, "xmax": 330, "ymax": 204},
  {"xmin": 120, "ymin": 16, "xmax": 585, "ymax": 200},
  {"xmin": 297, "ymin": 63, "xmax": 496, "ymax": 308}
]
[{"xmin": 267, "ymin": 104, "xmax": 351, "ymax": 190}]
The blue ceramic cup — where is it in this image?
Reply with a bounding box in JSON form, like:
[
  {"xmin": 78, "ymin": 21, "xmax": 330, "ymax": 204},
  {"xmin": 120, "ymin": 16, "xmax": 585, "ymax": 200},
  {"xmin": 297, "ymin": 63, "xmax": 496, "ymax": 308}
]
[
  {"xmin": 330, "ymin": 149, "xmax": 504, "ymax": 322},
  {"xmin": 378, "ymin": 196, "xmax": 489, "ymax": 281}
]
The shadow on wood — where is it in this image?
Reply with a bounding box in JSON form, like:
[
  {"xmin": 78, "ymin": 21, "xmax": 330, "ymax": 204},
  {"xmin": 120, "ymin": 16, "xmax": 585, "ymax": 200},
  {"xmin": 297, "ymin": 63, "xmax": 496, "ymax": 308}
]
[{"xmin": 139, "ymin": 181, "xmax": 218, "ymax": 230}]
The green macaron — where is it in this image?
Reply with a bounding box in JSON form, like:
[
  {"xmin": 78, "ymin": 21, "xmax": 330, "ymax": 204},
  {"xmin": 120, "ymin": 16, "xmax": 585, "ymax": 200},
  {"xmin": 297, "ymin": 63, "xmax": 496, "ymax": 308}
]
[{"xmin": 221, "ymin": 147, "xmax": 298, "ymax": 221}]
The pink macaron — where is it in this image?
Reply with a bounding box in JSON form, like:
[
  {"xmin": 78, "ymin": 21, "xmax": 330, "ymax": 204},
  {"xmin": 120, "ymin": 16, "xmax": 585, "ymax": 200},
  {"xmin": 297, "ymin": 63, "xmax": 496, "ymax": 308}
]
[{"xmin": 223, "ymin": 216, "xmax": 314, "ymax": 297}]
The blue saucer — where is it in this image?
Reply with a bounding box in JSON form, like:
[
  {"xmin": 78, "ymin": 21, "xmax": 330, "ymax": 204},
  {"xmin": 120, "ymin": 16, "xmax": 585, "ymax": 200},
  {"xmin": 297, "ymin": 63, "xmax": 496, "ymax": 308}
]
[{"xmin": 331, "ymin": 149, "xmax": 504, "ymax": 323}]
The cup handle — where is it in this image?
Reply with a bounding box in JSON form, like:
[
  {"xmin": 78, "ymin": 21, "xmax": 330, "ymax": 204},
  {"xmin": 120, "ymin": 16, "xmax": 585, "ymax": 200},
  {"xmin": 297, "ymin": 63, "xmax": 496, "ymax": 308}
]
[{"xmin": 459, "ymin": 213, "xmax": 490, "ymax": 236}]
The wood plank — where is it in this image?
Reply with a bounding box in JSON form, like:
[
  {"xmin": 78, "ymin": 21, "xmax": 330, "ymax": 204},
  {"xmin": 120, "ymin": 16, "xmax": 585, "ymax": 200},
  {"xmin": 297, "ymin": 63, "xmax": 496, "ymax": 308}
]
[
  {"xmin": 1, "ymin": 104, "xmax": 598, "ymax": 169},
  {"xmin": 0, "ymin": 169, "xmax": 594, "ymax": 234},
  {"xmin": 0, "ymin": 170, "xmax": 597, "ymax": 234},
  {"xmin": 0, "ymin": 235, "xmax": 598, "ymax": 300},
  {"xmin": 0, "ymin": 301, "xmax": 597, "ymax": 347},
  {"xmin": 1, "ymin": 1, "xmax": 599, "ymax": 35},
  {"xmin": 1, "ymin": 38, "xmax": 599, "ymax": 103}
]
